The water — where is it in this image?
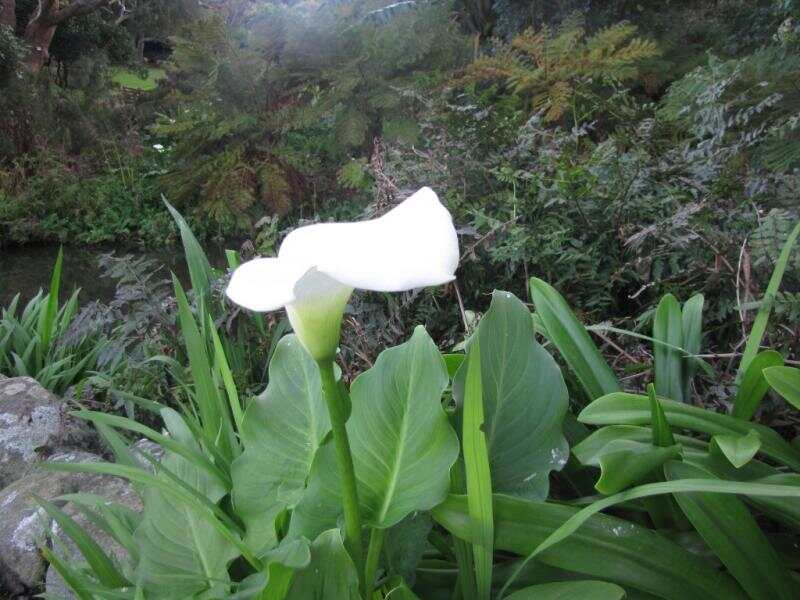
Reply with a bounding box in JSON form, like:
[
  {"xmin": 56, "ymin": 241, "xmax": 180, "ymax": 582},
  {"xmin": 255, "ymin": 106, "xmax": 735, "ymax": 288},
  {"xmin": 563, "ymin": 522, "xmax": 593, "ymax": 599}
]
[{"xmin": 0, "ymin": 244, "xmax": 228, "ymax": 307}]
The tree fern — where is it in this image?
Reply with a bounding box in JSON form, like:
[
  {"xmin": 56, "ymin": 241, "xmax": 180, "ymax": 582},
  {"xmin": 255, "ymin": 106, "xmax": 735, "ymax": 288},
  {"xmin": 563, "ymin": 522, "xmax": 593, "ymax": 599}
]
[{"xmin": 466, "ymin": 20, "xmax": 660, "ymax": 123}]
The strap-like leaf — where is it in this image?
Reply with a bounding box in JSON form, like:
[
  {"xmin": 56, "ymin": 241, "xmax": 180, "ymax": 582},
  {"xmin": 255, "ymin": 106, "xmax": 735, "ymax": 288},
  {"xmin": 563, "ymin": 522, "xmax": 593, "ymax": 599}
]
[
  {"xmin": 653, "ymin": 294, "xmax": 684, "ymax": 403},
  {"xmin": 737, "ymin": 220, "xmax": 800, "ymax": 382},
  {"xmin": 665, "ymin": 461, "xmax": 795, "ymax": 600},
  {"xmin": 461, "ymin": 339, "xmax": 493, "ymax": 600},
  {"xmin": 530, "ymin": 278, "xmax": 620, "ymax": 402}
]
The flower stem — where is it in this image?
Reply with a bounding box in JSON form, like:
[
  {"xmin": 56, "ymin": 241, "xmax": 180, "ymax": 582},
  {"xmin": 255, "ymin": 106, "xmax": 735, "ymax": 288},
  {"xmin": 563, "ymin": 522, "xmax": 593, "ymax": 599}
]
[
  {"xmin": 364, "ymin": 527, "xmax": 386, "ymax": 596},
  {"xmin": 317, "ymin": 359, "xmax": 365, "ymax": 592}
]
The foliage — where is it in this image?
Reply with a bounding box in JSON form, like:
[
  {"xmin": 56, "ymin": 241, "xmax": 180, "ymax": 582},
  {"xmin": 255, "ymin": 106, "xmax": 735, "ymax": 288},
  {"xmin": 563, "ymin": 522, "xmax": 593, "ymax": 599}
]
[
  {"xmin": 0, "ymin": 24, "xmax": 27, "ymax": 83},
  {"xmin": 38, "ymin": 227, "xmax": 800, "ymax": 597},
  {"xmin": 0, "ymin": 249, "xmax": 122, "ymax": 395},
  {"xmin": 465, "ymin": 18, "xmax": 660, "ymax": 122}
]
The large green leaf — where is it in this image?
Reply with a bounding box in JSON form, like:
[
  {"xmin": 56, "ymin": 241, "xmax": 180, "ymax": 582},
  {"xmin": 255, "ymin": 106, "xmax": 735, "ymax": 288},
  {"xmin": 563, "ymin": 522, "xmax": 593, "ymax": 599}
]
[
  {"xmin": 764, "ymin": 366, "xmax": 800, "ymax": 410},
  {"xmin": 286, "ymin": 530, "xmax": 361, "ymax": 599},
  {"xmin": 733, "ymin": 351, "xmax": 784, "ymax": 420},
  {"xmin": 454, "ymin": 290, "xmax": 569, "ymax": 500},
  {"xmin": 578, "ymin": 392, "xmax": 800, "ymax": 470},
  {"xmin": 506, "ymin": 581, "xmax": 625, "ymax": 600},
  {"xmin": 530, "ymin": 278, "xmax": 620, "ymax": 401},
  {"xmin": 432, "ymin": 494, "xmax": 744, "ymax": 599},
  {"xmin": 291, "ymin": 327, "xmax": 458, "ymax": 536},
  {"xmin": 231, "ymin": 335, "xmax": 330, "ymax": 556},
  {"xmin": 664, "ymin": 461, "xmax": 795, "ymax": 600},
  {"xmin": 134, "ymin": 427, "xmax": 239, "ymax": 597},
  {"xmin": 653, "ymin": 294, "xmax": 684, "ymax": 403}
]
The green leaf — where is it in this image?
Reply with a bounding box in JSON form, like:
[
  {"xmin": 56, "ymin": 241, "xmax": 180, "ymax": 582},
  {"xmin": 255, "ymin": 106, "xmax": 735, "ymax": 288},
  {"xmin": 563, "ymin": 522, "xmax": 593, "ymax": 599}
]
[
  {"xmin": 737, "ymin": 220, "xmax": 800, "ymax": 382},
  {"xmin": 292, "ymin": 327, "xmax": 458, "ymax": 536},
  {"xmin": 36, "ymin": 246, "xmax": 63, "ymax": 369},
  {"xmin": 648, "ymin": 382, "xmax": 675, "ymax": 447},
  {"xmin": 286, "ymin": 530, "xmax": 361, "ymax": 599},
  {"xmin": 506, "ymin": 581, "xmax": 626, "ymax": 600},
  {"xmin": 262, "ymin": 539, "xmax": 313, "ymax": 600},
  {"xmin": 653, "ymin": 294, "xmax": 684, "ymax": 403},
  {"xmin": 231, "ymin": 335, "xmax": 330, "ymax": 556},
  {"xmin": 461, "ymin": 338, "xmax": 493, "ymax": 600},
  {"xmin": 681, "ymin": 294, "xmax": 704, "ymax": 400},
  {"xmin": 578, "ymin": 392, "xmax": 800, "ymax": 470},
  {"xmin": 209, "ymin": 314, "xmax": 245, "ymax": 432},
  {"xmin": 442, "ymin": 353, "xmax": 465, "ymax": 378},
  {"xmin": 73, "ymin": 410, "xmax": 229, "ymax": 487},
  {"xmin": 530, "ymin": 278, "xmax": 620, "ymax": 402},
  {"xmin": 173, "ymin": 275, "xmax": 236, "ymax": 461},
  {"xmin": 496, "ymin": 477, "xmax": 800, "ymax": 597},
  {"xmin": 764, "ymin": 366, "xmax": 800, "ymax": 410},
  {"xmin": 383, "ymin": 513, "xmax": 432, "ymax": 586},
  {"xmin": 711, "ymin": 430, "xmax": 761, "ymax": 468},
  {"xmin": 164, "ymin": 198, "xmax": 215, "ymax": 302},
  {"xmin": 455, "ymin": 290, "xmax": 569, "ymax": 500},
  {"xmin": 733, "ymin": 351, "xmax": 784, "ymax": 420},
  {"xmin": 134, "ymin": 444, "xmax": 240, "ymax": 597},
  {"xmin": 40, "ymin": 544, "xmax": 95, "ymax": 600},
  {"xmin": 664, "ymin": 461, "xmax": 795, "ymax": 600},
  {"xmin": 573, "ymin": 425, "xmax": 702, "ymax": 466},
  {"xmin": 432, "ymin": 494, "xmax": 745, "ymax": 600},
  {"xmin": 34, "ymin": 495, "xmax": 129, "ymax": 589},
  {"xmin": 593, "ymin": 439, "xmax": 682, "ymax": 495},
  {"xmin": 744, "ymin": 473, "xmax": 800, "ymax": 532},
  {"xmin": 384, "ymin": 577, "xmax": 422, "ymax": 599}
]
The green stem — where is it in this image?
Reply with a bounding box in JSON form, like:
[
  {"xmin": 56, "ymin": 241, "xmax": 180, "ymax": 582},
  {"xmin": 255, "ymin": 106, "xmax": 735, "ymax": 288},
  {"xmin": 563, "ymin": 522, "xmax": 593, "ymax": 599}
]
[
  {"xmin": 317, "ymin": 359, "xmax": 365, "ymax": 592},
  {"xmin": 364, "ymin": 527, "xmax": 386, "ymax": 595}
]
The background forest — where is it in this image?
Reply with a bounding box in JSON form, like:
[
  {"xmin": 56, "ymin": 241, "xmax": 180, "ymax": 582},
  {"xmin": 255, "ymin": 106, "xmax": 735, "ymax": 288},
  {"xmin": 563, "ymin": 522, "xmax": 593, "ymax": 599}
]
[
  {"xmin": 2, "ymin": 0, "xmax": 800, "ymax": 357},
  {"xmin": 2, "ymin": 2, "xmax": 800, "ymax": 599}
]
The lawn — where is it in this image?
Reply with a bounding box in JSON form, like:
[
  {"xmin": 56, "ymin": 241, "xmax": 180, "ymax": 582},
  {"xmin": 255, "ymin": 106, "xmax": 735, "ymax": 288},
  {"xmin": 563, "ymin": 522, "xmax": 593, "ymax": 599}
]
[{"xmin": 110, "ymin": 67, "xmax": 166, "ymax": 91}]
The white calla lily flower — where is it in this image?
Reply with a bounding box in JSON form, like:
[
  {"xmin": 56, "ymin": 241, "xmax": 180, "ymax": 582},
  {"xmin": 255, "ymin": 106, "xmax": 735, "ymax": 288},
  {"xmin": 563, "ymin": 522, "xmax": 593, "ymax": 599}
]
[{"xmin": 226, "ymin": 187, "xmax": 459, "ymax": 360}]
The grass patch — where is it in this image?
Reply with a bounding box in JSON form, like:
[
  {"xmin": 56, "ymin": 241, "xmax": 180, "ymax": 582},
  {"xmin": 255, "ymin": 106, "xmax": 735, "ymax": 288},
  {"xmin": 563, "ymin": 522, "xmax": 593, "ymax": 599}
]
[{"xmin": 110, "ymin": 67, "xmax": 166, "ymax": 91}]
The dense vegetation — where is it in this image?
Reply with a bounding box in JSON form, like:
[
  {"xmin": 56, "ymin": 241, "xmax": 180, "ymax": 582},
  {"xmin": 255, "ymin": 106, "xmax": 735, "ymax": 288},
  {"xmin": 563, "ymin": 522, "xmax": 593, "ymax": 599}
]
[
  {"xmin": 1, "ymin": 0, "xmax": 798, "ymax": 335},
  {"xmin": 2, "ymin": 0, "xmax": 800, "ymax": 598}
]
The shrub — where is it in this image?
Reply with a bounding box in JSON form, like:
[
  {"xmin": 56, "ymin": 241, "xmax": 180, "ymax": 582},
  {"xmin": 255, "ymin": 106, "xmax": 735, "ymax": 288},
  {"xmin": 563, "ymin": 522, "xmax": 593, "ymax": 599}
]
[{"xmin": 37, "ymin": 215, "xmax": 800, "ymax": 598}]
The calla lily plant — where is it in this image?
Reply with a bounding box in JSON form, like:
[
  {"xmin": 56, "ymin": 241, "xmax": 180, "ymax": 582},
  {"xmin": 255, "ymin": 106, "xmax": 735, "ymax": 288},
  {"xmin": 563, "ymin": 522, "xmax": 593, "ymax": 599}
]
[{"xmin": 226, "ymin": 186, "xmax": 459, "ymax": 593}]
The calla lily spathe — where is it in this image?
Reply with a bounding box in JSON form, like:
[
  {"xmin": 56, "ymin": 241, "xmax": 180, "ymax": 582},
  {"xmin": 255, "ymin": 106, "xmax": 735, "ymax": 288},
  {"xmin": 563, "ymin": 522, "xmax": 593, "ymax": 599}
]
[{"xmin": 226, "ymin": 187, "xmax": 459, "ymax": 360}]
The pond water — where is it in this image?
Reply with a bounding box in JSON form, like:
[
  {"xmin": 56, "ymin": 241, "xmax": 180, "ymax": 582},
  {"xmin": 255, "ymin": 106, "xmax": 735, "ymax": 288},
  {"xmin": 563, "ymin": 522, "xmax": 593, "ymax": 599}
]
[{"xmin": 0, "ymin": 244, "xmax": 230, "ymax": 307}]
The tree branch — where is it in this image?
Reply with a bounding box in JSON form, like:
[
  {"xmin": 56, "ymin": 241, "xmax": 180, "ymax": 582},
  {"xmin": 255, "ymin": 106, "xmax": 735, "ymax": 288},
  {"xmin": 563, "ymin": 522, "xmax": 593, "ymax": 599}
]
[{"xmin": 43, "ymin": 0, "xmax": 116, "ymax": 25}]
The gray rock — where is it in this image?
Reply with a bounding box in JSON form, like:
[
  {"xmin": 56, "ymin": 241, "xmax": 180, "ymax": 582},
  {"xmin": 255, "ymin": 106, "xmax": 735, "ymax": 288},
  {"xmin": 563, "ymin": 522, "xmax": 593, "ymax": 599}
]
[
  {"xmin": 131, "ymin": 437, "xmax": 165, "ymax": 472},
  {"xmin": 0, "ymin": 377, "xmax": 95, "ymax": 489},
  {"xmin": 0, "ymin": 450, "xmax": 103, "ymax": 597}
]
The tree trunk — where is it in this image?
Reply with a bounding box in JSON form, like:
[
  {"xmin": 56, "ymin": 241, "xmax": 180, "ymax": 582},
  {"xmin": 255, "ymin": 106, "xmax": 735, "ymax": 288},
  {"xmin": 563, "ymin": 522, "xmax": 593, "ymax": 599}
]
[
  {"xmin": 23, "ymin": 0, "xmax": 57, "ymax": 72},
  {"xmin": 22, "ymin": 0, "xmax": 113, "ymax": 72},
  {"xmin": 24, "ymin": 19, "xmax": 57, "ymax": 71},
  {"xmin": 1, "ymin": 0, "xmax": 15, "ymax": 29}
]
